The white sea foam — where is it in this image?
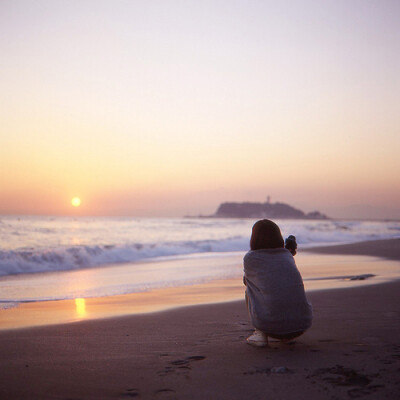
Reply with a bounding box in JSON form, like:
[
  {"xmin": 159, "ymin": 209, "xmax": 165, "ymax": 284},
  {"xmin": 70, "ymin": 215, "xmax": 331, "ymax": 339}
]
[
  {"xmin": 0, "ymin": 238, "xmax": 248, "ymax": 276},
  {"xmin": 0, "ymin": 301, "xmax": 20, "ymax": 310},
  {"xmin": 0, "ymin": 217, "xmax": 399, "ymax": 277},
  {"xmin": 1, "ymin": 252, "xmax": 399, "ymax": 304}
]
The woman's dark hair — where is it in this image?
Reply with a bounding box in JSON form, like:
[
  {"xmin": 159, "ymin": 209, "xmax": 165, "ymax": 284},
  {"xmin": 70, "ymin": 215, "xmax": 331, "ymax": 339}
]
[{"xmin": 250, "ymin": 219, "xmax": 284, "ymax": 250}]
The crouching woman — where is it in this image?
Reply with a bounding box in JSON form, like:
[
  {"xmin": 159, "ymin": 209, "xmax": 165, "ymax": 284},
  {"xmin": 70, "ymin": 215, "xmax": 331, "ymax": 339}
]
[{"xmin": 243, "ymin": 219, "xmax": 312, "ymax": 347}]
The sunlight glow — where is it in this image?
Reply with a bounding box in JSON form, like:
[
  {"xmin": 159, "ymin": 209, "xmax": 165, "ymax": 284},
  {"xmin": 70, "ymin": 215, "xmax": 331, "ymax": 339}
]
[
  {"xmin": 71, "ymin": 197, "xmax": 81, "ymax": 207},
  {"xmin": 0, "ymin": 1, "xmax": 399, "ymax": 219}
]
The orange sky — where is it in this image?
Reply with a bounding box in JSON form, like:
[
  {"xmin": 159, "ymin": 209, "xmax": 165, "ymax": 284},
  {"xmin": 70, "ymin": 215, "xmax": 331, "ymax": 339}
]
[{"xmin": 1, "ymin": 1, "xmax": 399, "ymax": 219}]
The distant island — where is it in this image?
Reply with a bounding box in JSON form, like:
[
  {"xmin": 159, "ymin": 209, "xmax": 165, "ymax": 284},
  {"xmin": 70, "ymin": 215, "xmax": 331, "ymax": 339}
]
[{"xmin": 188, "ymin": 200, "xmax": 328, "ymax": 219}]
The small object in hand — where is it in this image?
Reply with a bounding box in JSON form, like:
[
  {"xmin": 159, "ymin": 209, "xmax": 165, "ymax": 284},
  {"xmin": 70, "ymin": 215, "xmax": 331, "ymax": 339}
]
[{"xmin": 285, "ymin": 235, "xmax": 297, "ymax": 256}]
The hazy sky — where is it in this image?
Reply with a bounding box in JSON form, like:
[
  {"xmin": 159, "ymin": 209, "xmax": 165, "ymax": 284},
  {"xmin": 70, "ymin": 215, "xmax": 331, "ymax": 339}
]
[{"xmin": 1, "ymin": 0, "xmax": 399, "ymax": 218}]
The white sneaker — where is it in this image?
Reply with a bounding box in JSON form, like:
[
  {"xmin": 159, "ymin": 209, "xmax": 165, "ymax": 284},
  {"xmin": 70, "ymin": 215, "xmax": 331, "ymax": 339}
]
[{"xmin": 246, "ymin": 329, "xmax": 269, "ymax": 347}]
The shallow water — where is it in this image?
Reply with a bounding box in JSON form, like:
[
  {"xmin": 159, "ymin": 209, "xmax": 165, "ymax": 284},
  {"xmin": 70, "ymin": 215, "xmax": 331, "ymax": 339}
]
[
  {"xmin": 1, "ymin": 216, "xmax": 399, "ymax": 324},
  {"xmin": 0, "ymin": 252, "xmax": 399, "ymax": 305},
  {"xmin": 0, "ymin": 253, "xmax": 399, "ymax": 331},
  {"xmin": 1, "ymin": 216, "xmax": 399, "ymax": 277}
]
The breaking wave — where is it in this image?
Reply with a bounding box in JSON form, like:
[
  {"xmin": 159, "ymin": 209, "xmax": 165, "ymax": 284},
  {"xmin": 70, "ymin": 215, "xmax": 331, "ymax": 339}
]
[
  {"xmin": 0, "ymin": 237, "xmax": 248, "ymax": 277},
  {"xmin": 0, "ymin": 217, "xmax": 399, "ymax": 277}
]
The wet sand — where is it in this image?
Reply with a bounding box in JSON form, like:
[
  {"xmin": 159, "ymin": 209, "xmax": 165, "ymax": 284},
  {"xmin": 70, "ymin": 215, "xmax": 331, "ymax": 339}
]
[
  {"xmin": 2, "ymin": 249, "xmax": 399, "ymax": 331},
  {"xmin": 0, "ymin": 239, "xmax": 399, "ymax": 399},
  {"xmin": 304, "ymin": 238, "xmax": 400, "ymax": 260}
]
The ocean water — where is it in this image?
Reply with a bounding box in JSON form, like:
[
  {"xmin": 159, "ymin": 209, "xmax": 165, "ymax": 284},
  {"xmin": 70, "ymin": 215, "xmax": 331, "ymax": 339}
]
[{"xmin": 0, "ymin": 216, "xmax": 399, "ymax": 305}]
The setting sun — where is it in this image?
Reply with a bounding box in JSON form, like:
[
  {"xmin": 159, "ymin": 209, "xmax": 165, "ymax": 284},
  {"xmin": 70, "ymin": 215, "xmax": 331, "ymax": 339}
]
[{"xmin": 71, "ymin": 197, "xmax": 81, "ymax": 207}]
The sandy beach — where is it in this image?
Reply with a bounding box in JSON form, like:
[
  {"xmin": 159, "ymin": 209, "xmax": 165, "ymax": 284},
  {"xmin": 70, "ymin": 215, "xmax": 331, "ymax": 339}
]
[
  {"xmin": 0, "ymin": 239, "xmax": 399, "ymax": 399},
  {"xmin": 2, "ymin": 0, "xmax": 400, "ymax": 398}
]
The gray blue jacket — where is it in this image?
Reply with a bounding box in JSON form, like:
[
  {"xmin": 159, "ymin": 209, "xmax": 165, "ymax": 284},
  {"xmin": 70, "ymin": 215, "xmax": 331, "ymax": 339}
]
[{"xmin": 244, "ymin": 248, "xmax": 312, "ymax": 335}]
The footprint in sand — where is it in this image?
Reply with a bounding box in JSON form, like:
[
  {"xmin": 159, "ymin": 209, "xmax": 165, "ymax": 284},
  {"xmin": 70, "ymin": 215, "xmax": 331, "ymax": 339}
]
[
  {"xmin": 154, "ymin": 388, "xmax": 177, "ymax": 399},
  {"xmin": 186, "ymin": 356, "xmax": 206, "ymax": 361},
  {"xmin": 158, "ymin": 355, "xmax": 206, "ymax": 377},
  {"xmin": 306, "ymin": 365, "xmax": 384, "ymax": 398},
  {"xmin": 244, "ymin": 366, "xmax": 292, "ymax": 375},
  {"xmin": 170, "ymin": 355, "xmax": 206, "ymax": 366},
  {"xmin": 119, "ymin": 388, "xmax": 140, "ymax": 398}
]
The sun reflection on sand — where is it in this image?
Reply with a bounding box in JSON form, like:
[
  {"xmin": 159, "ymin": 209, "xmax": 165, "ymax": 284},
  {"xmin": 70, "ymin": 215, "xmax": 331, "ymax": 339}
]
[{"xmin": 75, "ymin": 298, "xmax": 87, "ymax": 318}]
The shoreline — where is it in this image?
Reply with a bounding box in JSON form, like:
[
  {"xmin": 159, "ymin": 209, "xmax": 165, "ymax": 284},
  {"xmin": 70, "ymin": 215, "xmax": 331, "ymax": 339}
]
[
  {"xmin": 0, "ymin": 239, "xmax": 399, "ymax": 331},
  {"xmin": 0, "ymin": 280, "xmax": 399, "ymax": 399},
  {"xmin": 303, "ymin": 238, "xmax": 400, "ymax": 261},
  {"xmin": 0, "ymin": 238, "xmax": 399, "ymax": 399}
]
